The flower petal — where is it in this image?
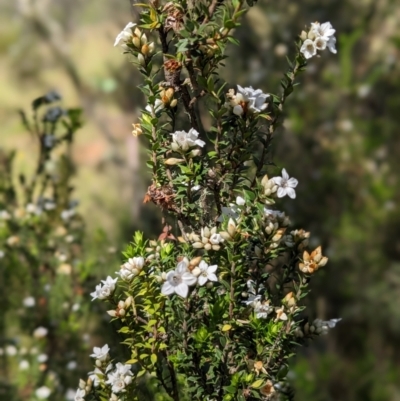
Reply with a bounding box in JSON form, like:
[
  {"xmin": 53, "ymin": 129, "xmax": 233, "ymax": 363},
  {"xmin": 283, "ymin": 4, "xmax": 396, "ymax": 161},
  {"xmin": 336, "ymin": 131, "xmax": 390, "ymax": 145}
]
[
  {"xmin": 182, "ymin": 272, "xmax": 197, "ymax": 286},
  {"xmin": 175, "ymin": 283, "xmax": 189, "ymax": 298},
  {"xmin": 277, "ymin": 187, "xmax": 287, "ymax": 198},
  {"xmin": 207, "ymin": 273, "xmax": 218, "ymax": 282},
  {"xmin": 287, "ymin": 177, "xmax": 298, "ymax": 188},
  {"xmin": 272, "ymin": 176, "xmax": 283, "ymax": 185},
  {"xmin": 207, "ymin": 265, "xmax": 218, "ymax": 273},
  {"xmin": 198, "ymin": 275, "xmax": 207, "ymax": 286},
  {"xmin": 281, "ymin": 168, "xmax": 289, "ymax": 180},
  {"xmin": 161, "ymin": 282, "xmax": 175, "ymax": 296},
  {"xmin": 286, "ymin": 187, "xmax": 296, "ymax": 199}
]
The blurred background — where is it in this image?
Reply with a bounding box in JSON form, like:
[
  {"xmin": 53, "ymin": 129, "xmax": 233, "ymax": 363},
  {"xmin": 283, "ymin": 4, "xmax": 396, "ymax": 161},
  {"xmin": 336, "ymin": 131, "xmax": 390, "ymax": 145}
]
[{"xmin": 0, "ymin": 0, "xmax": 399, "ymax": 400}]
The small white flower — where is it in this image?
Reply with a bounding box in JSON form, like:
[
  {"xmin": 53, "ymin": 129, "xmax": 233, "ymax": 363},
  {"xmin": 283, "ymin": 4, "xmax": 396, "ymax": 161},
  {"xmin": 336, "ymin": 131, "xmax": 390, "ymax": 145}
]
[
  {"xmin": 23, "ymin": 296, "xmax": 35, "ymax": 307},
  {"xmin": 37, "ymin": 353, "xmax": 48, "ymax": 363},
  {"xmin": 114, "ymin": 22, "xmax": 136, "ymax": 47},
  {"xmin": 272, "ymin": 169, "xmax": 298, "ymax": 199},
  {"xmin": 35, "ymin": 386, "xmax": 52, "ymax": 399},
  {"xmin": 67, "ymin": 361, "xmax": 77, "ymax": 370},
  {"xmin": 90, "ymin": 344, "xmax": 110, "ymax": 361},
  {"xmin": 231, "ymin": 85, "xmax": 269, "ymax": 116},
  {"xmin": 314, "ymin": 36, "xmax": 327, "ymax": 51},
  {"xmin": 106, "ymin": 363, "xmax": 133, "ymax": 394},
  {"xmin": 145, "ymin": 99, "xmax": 164, "ymax": 114},
  {"xmin": 61, "ymin": 209, "xmax": 75, "ymax": 221},
  {"xmin": 209, "ymin": 233, "xmax": 224, "ymax": 245},
  {"xmin": 254, "ymin": 301, "xmax": 273, "ymax": 319},
  {"xmin": 26, "ymin": 203, "xmax": 42, "ymax": 216},
  {"xmin": 90, "ymin": 276, "xmax": 118, "ymax": 300},
  {"xmin": 74, "ymin": 388, "xmax": 86, "ymax": 401},
  {"xmin": 300, "ymin": 39, "xmax": 317, "ymax": 59},
  {"xmin": 0, "ymin": 210, "xmax": 11, "ymax": 220},
  {"xmin": 236, "ymin": 196, "xmax": 245, "ymax": 206},
  {"xmin": 310, "ymin": 21, "xmax": 336, "ymax": 40},
  {"xmin": 19, "ymin": 360, "xmax": 30, "ymax": 370},
  {"xmin": 197, "ymin": 261, "xmax": 218, "ymax": 286},
  {"xmin": 5, "ymin": 345, "xmax": 17, "ymax": 356},
  {"xmin": 161, "ymin": 259, "xmax": 197, "ymax": 298},
  {"xmin": 33, "ymin": 326, "xmax": 48, "ymax": 339},
  {"xmin": 171, "ymin": 128, "xmax": 206, "ymax": 151}
]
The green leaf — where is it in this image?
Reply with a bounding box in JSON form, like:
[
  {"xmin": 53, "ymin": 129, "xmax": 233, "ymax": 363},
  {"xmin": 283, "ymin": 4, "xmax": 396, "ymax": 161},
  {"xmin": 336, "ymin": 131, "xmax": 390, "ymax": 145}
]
[{"xmin": 251, "ymin": 379, "xmax": 264, "ymax": 389}]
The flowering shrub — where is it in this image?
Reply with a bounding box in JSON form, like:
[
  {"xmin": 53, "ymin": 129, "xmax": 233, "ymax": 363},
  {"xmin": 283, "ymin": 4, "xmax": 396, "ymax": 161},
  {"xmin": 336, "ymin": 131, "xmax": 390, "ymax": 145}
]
[
  {"xmin": 79, "ymin": 2, "xmax": 340, "ymax": 401},
  {"xmin": 0, "ymin": 93, "xmax": 118, "ymax": 401}
]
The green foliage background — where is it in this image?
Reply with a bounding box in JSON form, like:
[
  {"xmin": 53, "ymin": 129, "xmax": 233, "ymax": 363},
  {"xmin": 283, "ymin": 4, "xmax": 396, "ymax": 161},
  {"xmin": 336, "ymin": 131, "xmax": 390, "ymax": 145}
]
[{"xmin": 0, "ymin": 0, "xmax": 399, "ymax": 400}]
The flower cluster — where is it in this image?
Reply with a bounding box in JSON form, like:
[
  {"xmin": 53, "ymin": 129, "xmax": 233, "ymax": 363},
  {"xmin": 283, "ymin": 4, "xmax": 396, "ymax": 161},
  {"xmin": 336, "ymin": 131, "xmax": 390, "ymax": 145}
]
[
  {"xmin": 300, "ymin": 21, "xmax": 337, "ymax": 59},
  {"xmin": 90, "ymin": 276, "xmax": 118, "ymax": 300},
  {"xmin": 187, "ymin": 226, "xmax": 225, "ymax": 251},
  {"xmin": 171, "ymin": 128, "xmax": 205, "ymax": 152},
  {"xmin": 117, "ymin": 257, "xmax": 144, "ymax": 281},
  {"xmin": 226, "ymin": 85, "xmax": 269, "ymax": 116}
]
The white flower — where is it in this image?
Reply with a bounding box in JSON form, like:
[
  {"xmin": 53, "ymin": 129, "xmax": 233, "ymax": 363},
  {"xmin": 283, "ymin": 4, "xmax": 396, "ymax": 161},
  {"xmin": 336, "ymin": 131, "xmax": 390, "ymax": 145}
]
[
  {"xmin": 313, "ymin": 318, "xmax": 341, "ymax": 335},
  {"xmin": 146, "ymin": 99, "xmax": 164, "ymax": 114},
  {"xmin": 23, "ymin": 296, "xmax": 35, "ymax": 307},
  {"xmin": 300, "ymin": 39, "xmax": 317, "ymax": 59},
  {"xmin": 197, "ymin": 261, "xmax": 218, "ymax": 286},
  {"xmin": 254, "ymin": 301, "xmax": 273, "ymax": 319},
  {"xmin": 33, "ymin": 326, "xmax": 48, "ymax": 339},
  {"xmin": 90, "ymin": 276, "xmax": 118, "ymax": 300},
  {"xmin": 114, "ymin": 22, "xmax": 136, "ymax": 47},
  {"xmin": 5, "ymin": 345, "xmax": 17, "ymax": 356},
  {"xmin": 171, "ymin": 128, "xmax": 205, "ymax": 151},
  {"xmin": 67, "ymin": 361, "xmax": 77, "ymax": 370},
  {"xmin": 19, "ymin": 360, "xmax": 30, "ymax": 370},
  {"xmin": 161, "ymin": 258, "xmax": 197, "ymax": 298},
  {"xmin": 106, "ymin": 363, "xmax": 133, "ymax": 394},
  {"xmin": 37, "ymin": 353, "xmax": 48, "ymax": 363},
  {"xmin": 314, "ymin": 36, "xmax": 327, "ymax": 51},
  {"xmin": 26, "ymin": 203, "xmax": 42, "ymax": 215},
  {"xmin": 243, "ymin": 280, "xmax": 263, "ymax": 306},
  {"xmin": 90, "ymin": 344, "xmax": 110, "ymax": 361},
  {"xmin": 310, "ymin": 22, "xmax": 335, "ymax": 40},
  {"xmin": 209, "ymin": 233, "xmax": 224, "ymax": 245},
  {"xmin": 61, "ymin": 209, "xmax": 75, "ymax": 221},
  {"xmin": 264, "ymin": 208, "xmax": 285, "ymax": 219},
  {"xmin": 0, "ymin": 210, "xmax": 11, "ymax": 220},
  {"xmin": 236, "ymin": 196, "xmax": 245, "ymax": 206},
  {"xmin": 36, "ymin": 386, "xmax": 52, "ymax": 399},
  {"xmin": 272, "ymin": 169, "xmax": 298, "ymax": 199},
  {"xmin": 74, "ymin": 388, "xmax": 86, "ymax": 401},
  {"xmin": 231, "ymin": 85, "xmax": 269, "ymax": 116},
  {"xmin": 117, "ymin": 257, "xmax": 144, "ymax": 281}
]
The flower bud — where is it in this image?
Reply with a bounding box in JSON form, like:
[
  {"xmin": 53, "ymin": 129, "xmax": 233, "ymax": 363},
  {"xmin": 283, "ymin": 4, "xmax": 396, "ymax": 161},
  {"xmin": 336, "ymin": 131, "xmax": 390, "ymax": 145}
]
[
  {"xmin": 204, "ymin": 243, "xmax": 212, "ymax": 251},
  {"xmin": 119, "ymin": 309, "xmax": 126, "ymax": 317},
  {"xmin": 191, "ymin": 149, "xmax": 201, "ymax": 157},
  {"xmin": 192, "ymin": 267, "xmax": 201, "ymax": 277},
  {"xmin": 169, "ymin": 98, "xmax": 178, "ymax": 108},
  {"xmin": 165, "ymin": 158, "xmax": 184, "ymax": 165},
  {"xmin": 137, "ymin": 53, "xmax": 145, "ymax": 66},
  {"xmin": 132, "ymin": 36, "xmax": 141, "ymax": 48},
  {"xmin": 192, "ymin": 242, "xmax": 204, "ymax": 249},
  {"xmin": 189, "ymin": 256, "xmax": 202, "ymax": 267},
  {"xmin": 300, "ymin": 30, "xmax": 307, "ymax": 41},
  {"xmin": 79, "ymin": 379, "xmax": 86, "ymax": 389},
  {"xmin": 125, "ymin": 296, "xmax": 133, "ymax": 308},
  {"xmin": 227, "ymin": 218, "xmax": 237, "ymax": 237},
  {"xmin": 107, "ymin": 310, "xmax": 117, "ymax": 317}
]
